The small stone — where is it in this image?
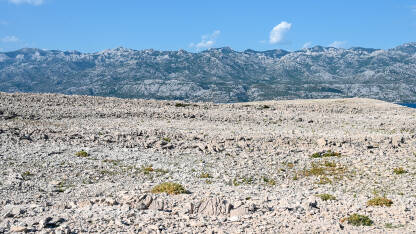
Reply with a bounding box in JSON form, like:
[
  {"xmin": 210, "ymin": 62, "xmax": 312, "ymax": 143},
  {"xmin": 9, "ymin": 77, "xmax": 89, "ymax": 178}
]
[
  {"xmin": 316, "ymin": 138, "xmax": 327, "ymax": 147},
  {"xmin": 229, "ymin": 216, "xmax": 240, "ymax": 222},
  {"xmin": 10, "ymin": 226, "xmax": 27, "ymax": 233}
]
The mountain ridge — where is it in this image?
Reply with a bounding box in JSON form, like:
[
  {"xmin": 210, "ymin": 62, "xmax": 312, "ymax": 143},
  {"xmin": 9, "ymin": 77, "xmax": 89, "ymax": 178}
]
[{"xmin": 0, "ymin": 42, "xmax": 415, "ymax": 103}]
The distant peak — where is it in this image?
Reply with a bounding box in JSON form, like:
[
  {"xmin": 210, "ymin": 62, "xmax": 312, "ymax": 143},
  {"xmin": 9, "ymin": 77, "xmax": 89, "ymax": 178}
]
[
  {"xmin": 205, "ymin": 47, "xmax": 235, "ymax": 53},
  {"xmin": 392, "ymin": 42, "xmax": 416, "ymax": 54}
]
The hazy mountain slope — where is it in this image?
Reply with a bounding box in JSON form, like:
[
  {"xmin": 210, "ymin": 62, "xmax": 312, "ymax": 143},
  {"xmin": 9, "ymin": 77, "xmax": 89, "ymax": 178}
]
[{"xmin": 0, "ymin": 43, "xmax": 415, "ymax": 102}]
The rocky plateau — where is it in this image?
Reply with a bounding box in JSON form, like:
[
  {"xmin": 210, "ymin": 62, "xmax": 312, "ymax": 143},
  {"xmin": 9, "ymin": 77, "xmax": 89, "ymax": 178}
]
[{"xmin": 1, "ymin": 92, "xmax": 416, "ymax": 233}]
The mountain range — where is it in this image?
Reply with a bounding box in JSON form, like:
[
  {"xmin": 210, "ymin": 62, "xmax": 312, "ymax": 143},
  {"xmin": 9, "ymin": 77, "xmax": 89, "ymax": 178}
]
[{"xmin": 1, "ymin": 42, "xmax": 415, "ymax": 103}]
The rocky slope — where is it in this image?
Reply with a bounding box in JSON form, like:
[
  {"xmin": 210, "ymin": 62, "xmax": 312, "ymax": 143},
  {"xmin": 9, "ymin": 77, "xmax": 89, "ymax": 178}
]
[
  {"xmin": 1, "ymin": 92, "xmax": 416, "ymax": 233},
  {"xmin": 0, "ymin": 42, "xmax": 416, "ymax": 103}
]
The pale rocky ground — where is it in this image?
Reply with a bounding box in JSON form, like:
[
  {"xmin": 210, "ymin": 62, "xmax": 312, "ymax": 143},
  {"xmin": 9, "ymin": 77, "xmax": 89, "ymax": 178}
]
[{"xmin": 1, "ymin": 92, "xmax": 416, "ymax": 233}]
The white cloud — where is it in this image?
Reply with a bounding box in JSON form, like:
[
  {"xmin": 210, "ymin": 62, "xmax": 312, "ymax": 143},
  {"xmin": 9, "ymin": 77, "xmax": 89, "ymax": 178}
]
[
  {"xmin": 302, "ymin": 42, "xmax": 312, "ymax": 49},
  {"xmin": 190, "ymin": 30, "xmax": 221, "ymax": 50},
  {"xmin": 2, "ymin": 35, "xmax": 19, "ymax": 43},
  {"xmin": 8, "ymin": 0, "xmax": 44, "ymax": 5},
  {"xmin": 269, "ymin": 21, "xmax": 292, "ymax": 44},
  {"xmin": 329, "ymin": 40, "xmax": 347, "ymax": 48}
]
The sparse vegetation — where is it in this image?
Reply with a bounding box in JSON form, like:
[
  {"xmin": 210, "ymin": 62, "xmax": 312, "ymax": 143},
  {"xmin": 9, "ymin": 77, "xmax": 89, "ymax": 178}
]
[
  {"xmin": 162, "ymin": 137, "xmax": 171, "ymax": 142},
  {"xmin": 199, "ymin": 172, "xmax": 213, "ymax": 178},
  {"xmin": 21, "ymin": 171, "xmax": 34, "ymax": 180},
  {"xmin": 102, "ymin": 159, "xmax": 120, "ymax": 166},
  {"xmin": 232, "ymin": 176, "xmax": 254, "ymax": 186},
  {"xmin": 316, "ymin": 193, "xmax": 336, "ymax": 201},
  {"xmin": 367, "ymin": 197, "xmax": 393, "ymax": 207},
  {"xmin": 310, "ymin": 150, "xmax": 341, "ymax": 158},
  {"xmin": 301, "ymin": 162, "xmax": 346, "ymax": 177},
  {"xmin": 140, "ymin": 165, "xmax": 169, "ymax": 175},
  {"xmin": 385, "ymin": 223, "xmax": 405, "ymax": 229},
  {"xmin": 175, "ymin": 102, "xmax": 191, "ymax": 107},
  {"xmin": 323, "ymin": 161, "xmax": 336, "ymax": 167},
  {"xmin": 141, "ymin": 165, "xmax": 154, "ymax": 174},
  {"xmin": 317, "ymin": 176, "xmax": 332, "ymax": 184},
  {"xmin": 393, "ymin": 167, "xmax": 407, "ymax": 175},
  {"xmin": 262, "ymin": 176, "xmax": 276, "ymax": 186},
  {"xmin": 346, "ymin": 214, "xmax": 373, "ymax": 226},
  {"xmin": 75, "ymin": 150, "xmax": 89, "ymax": 157},
  {"xmin": 151, "ymin": 182, "xmax": 187, "ymax": 195}
]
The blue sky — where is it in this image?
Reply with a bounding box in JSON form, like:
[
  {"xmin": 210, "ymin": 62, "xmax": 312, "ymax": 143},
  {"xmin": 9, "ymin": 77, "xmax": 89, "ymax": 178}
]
[{"xmin": 0, "ymin": 0, "xmax": 415, "ymax": 52}]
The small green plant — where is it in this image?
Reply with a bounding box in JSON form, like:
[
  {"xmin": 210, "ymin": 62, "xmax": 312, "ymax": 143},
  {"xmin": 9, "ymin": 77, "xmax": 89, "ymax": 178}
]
[
  {"xmin": 151, "ymin": 182, "xmax": 187, "ymax": 195},
  {"xmin": 100, "ymin": 170, "xmax": 117, "ymax": 176},
  {"xmin": 232, "ymin": 176, "xmax": 254, "ymax": 186},
  {"xmin": 346, "ymin": 214, "xmax": 373, "ymax": 226},
  {"xmin": 324, "ymin": 161, "xmax": 336, "ymax": 167},
  {"xmin": 393, "ymin": 167, "xmax": 407, "ymax": 175},
  {"xmin": 286, "ymin": 162, "xmax": 295, "ymax": 169},
  {"xmin": 199, "ymin": 172, "xmax": 213, "ymax": 178},
  {"xmin": 175, "ymin": 102, "xmax": 191, "ymax": 107},
  {"xmin": 141, "ymin": 165, "xmax": 154, "ymax": 174},
  {"xmin": 140, "ymin": 165, "xmax": 168, "ymax": 175},
  {"xmin": 75, "ymin": 150, "xmax": 88, "ymax": 157},
  {"xmin": 385, "ymin": 223, "xmax": 405, "ymax": 229},
  {"xmin": 205, "ymin": 180, "xmax": 212, "ymax": 184},
  {"xmin": 162, "ymin": 137, "xmax": 171, "ymax": 142},
  {"xmin": 367, "ymin": 197, "xmax": 393, "ymax": 207},
  {"xmin": 301, "ymin": 162, "xmax": 346, "ymax": 177},
  {"xmin": 21, "ymin": 171, "xmax": 34, "ymax": 180},
  {"xmin": 102, "ymin": 159, "xmax": 120, "ymax": 166},
  {"xmin": 302, "ymin": 164, "xmax": 325, "ymax": 176},
  {"xmin": 310, "ymin": 150, "xmax": 341, "ymax": 158},
  {"xmin": 316, "ymin": 193, "xmax": 336, "ymax": 201},
  {"xmin": 57, "ymin": 181, "xmax": 66, "ymax": 193},
  {"xmin": 317, "ymin": 176, "xmax": 332, "ymax": 184},
  {"xmin": 232, "ymin": 178, "xmax": 240, "ymax": 186},
  {"xmin": 262, "ymin": 176, "xmax": 276, "ymax": 186}
]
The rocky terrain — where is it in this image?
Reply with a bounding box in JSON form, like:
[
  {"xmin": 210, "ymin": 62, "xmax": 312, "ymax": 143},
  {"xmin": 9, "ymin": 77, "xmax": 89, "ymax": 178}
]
[
  {"xmin": 1, "ymin": 42, "xmax": 416, "ymax": 103},
  {"xmin": 1, "ymin": 92, "xmax": 416, "ymax": 233}
]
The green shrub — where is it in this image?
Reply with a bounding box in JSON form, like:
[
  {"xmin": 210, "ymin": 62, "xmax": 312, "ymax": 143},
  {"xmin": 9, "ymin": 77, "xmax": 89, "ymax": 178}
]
[
  {"xmin": 141, "ymin": 165, "xmax": 154, "ymax": 174},
  {"xmin": 199, "ymin": 172, "xmax": 213, "ymax": 178},
  {"xmin": 367, "ymin": 197, "xmax": 393, "ymax": 207},
  {"xmin": 162, "ymin": 137, "xmax": 171, "ymax": 142},
  {"xmin": 316, "ymin": 193, "xmax": 336, "ymax": 201},
  {"xmin": 393, "ymin": 167, "xmax": 407, "ymax": 175},
  {"xmin": 346, "ymin": 214, "xmax": 373, "ymax": 226},
  {"xmin": 317, "ymin": 176, "xmax": 332, "ymax": 184},
  {"xmin": 175, "ymin": 103, "xmax": 191, "ymax": 107},
  {"xmin": 151, "ymin": 182, "xmax": 187, "ymax": 195},
  {"xmin": 262, "ymin": 176, "xmax": 276, "ymax": 186},
  {"xmin": 75, "ymin": 150, "xmax": 88, "ymax": 157},
  {"xmin": 311, "ymin": 150, "xmax": 341, "ymax": 158}
]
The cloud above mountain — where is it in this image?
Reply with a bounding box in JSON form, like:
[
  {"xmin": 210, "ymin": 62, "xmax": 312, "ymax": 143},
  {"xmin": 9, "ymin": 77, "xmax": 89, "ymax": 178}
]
[
  {"xmin": 8, "ymin": 0, "xmax": 44, "ymax": 5},
  {"xmin": 1, "ymin": 35, "xmax": 19, "ymax": 43},
  {"xmin": 190, "ymin": 30, "xmax": 221, "ymax": 50},
  {"xmin": 302, "ymin": 42, "xmax": 312, "ymax": 49},
  {"xmin": 269, "ymin": 21, "xmax": 292, "ymax": 44},
  {"xmin": 329, "ymin": 41, "xmax": 347, "ymax": 48}
]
